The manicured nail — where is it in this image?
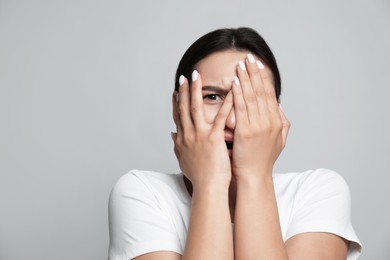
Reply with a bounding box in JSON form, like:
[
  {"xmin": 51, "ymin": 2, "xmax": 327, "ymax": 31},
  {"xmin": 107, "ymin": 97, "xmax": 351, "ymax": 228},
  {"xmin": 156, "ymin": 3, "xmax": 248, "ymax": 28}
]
[
  {"xmin": 238, "ymin": 61, "xmax": 246, "ymax": 70},
  {"xmin": 256, "ymin": 60, "xmax": 265, "ymax": 69},
  {"xmin": 234, "ymin": 76, "xmax": 240, "ymax": 85},
  {"xmin": 170, "ymin": 132, "xmax": 175, "ymax": 141},
  {"xmin": 179, "ymin": 75, "xmax": 185, "ymax": 85},
  {"xmin": 192, "ymin": 70, "xmax": 198, "ymax": 81},
  {"xmin": 247, "ymin": 53, "xmax": 256, "ymax": 63}
]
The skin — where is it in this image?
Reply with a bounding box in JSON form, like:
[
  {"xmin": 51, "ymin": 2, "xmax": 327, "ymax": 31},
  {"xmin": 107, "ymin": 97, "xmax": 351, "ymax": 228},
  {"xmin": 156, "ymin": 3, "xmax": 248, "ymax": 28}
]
[{"xmin": 134, "ymin": 50, "xmax": 349, "ymax": 260}]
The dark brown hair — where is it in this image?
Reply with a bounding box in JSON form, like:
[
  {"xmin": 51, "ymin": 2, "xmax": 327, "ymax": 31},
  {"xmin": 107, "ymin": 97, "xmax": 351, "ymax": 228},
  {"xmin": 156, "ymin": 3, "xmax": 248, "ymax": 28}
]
[{"xmin": 175, "ymin": 27, "xmax": 281, "ymax": 100}]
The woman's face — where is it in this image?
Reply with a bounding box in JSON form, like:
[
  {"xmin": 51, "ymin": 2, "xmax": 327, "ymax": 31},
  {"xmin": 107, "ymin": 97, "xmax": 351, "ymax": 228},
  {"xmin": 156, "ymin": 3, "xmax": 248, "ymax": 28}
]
[{"xmin": 194, "ymin": 50, "xmax": 270, "ymax": 135}]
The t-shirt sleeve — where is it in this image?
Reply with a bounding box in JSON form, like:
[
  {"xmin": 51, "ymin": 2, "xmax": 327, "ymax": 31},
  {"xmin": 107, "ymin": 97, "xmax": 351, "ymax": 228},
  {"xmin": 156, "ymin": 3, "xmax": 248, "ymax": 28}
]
[
  {"xmin": 108, "ymin": 171, "xmax": 182, "ymax": 260},
  {"xmin": 285, "ymin": 169, "xmax": 362, "ymax": 260}
]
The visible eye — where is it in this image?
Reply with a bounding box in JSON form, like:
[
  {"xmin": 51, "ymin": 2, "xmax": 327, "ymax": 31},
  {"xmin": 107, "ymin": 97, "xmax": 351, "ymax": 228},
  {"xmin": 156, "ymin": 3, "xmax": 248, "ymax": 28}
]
[{"xmin": 203, "ymin": 94, "xmax": 223, "ymax": 102}]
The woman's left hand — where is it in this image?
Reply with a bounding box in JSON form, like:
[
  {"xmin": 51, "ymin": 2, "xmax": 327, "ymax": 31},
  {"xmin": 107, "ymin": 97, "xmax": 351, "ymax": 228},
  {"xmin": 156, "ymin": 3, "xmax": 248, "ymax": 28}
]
[{"xmin": 231, "ymin": 54, "xmax": 290, "ymax": 179}]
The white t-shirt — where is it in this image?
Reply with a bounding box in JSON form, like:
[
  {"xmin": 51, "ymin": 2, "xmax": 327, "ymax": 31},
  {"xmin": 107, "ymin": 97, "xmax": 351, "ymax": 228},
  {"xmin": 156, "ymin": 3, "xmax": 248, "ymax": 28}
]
[{"xmin": 108, "ymin": 168, "xmax": 362, "ymax": 260}]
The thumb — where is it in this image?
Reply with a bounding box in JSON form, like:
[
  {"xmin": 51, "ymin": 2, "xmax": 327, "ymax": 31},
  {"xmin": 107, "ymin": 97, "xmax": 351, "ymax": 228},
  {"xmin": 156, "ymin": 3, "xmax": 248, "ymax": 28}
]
[
  {"xmin": 279, "ymin": 104, "xmax": 291, "ymax": 148},
  {"xmin": 171, "ymin": 132, "xmax": 177, "ymax": 142}
]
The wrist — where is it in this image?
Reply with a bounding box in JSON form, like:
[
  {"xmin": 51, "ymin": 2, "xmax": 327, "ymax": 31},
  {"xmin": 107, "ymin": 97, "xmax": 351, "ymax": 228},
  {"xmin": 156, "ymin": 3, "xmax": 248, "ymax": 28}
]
[
  {"xmin": 233, "ymin": 167, "xmax": 273, "ymax": 181},
  {"xmin": 235, "ymin": 173, "xmax": 275, "ymax": 199},
  {"xmin": 234, "ymin": 169, "xmax": 273, "ymax": 190},
  {"xmin": 192, "ymin": 177, "xmax": 231, "ymax": 192},
  {"xmin": 191, "ymin": 181, "xmax": 231, "ymax": 203},
  {"xmin": 189, "ymin": 169, "xmax": 231, "ymax": 189}
]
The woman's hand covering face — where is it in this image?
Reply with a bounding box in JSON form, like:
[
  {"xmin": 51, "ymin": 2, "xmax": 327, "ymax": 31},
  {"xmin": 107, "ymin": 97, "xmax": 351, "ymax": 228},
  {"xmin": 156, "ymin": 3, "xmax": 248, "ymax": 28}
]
[
  {"xmin": 171, "ymin": 71, "xmax": 234, "ymax": 188},
  {"xmin": 231, "ymin": 54, "xmax": 290, "ymax": 178}
]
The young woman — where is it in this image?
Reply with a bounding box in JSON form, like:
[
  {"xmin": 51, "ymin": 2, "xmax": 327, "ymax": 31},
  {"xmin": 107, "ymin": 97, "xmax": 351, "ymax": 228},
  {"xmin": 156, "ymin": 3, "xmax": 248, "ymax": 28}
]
[{"xmin": 108, "ymin": 27, "xmax": 362, "ymax": 260}]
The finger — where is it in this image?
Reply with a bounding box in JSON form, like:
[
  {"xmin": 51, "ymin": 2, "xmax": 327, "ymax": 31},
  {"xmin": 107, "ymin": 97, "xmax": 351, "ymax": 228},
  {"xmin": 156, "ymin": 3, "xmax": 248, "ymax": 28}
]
[
  {"xmin": 258, "ymin": 61, "xmax": 279, "ymax": 116},
  {"xmin": 172, "ymin": 91, "xmax": 179, "ymax": 126},
  {"xmin": 178, "ymin": 75, "xmax": 193, "ymax": 133},
  {"xmin": 237, "ymin": 60, "xmax": 259, "ymax": 120},
  {"xmin": 213, "ymin": 90, "xmax": 233, "ymax": 131},
  {"xmin": 190, "ymin": 70, "xmax": 205, "ymax": 128},
  {"xmin": 171, "ymin": 131, "xmax": 176, "ymax": 140},
  {"xmin": 172, "ymin": 88, "xmax": 184, "ymax": 140},
  {"xmin": 232, "ymin": 76, "xmax": 249, "ymax": 125},
  {"xmin": 246, "ymin": 53, "xmax": 265, "ymax": 98},
  {"xmin": 245, "ymin": 54, "xmax": 269, "ymax": 116},
  {"xmin": 171, "ymin": 131, "xmax": 180, "ymax": 159},
  {"xmin": 279, "ymin": 104, "xmax": 291, "ymax": 147}
]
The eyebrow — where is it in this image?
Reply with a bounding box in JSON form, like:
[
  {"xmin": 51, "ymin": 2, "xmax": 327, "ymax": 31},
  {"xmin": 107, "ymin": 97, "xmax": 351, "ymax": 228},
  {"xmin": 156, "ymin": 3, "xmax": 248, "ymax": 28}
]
[{"xmin": 202, "ymin": 86, "xmax": 230, "ymax": 95}]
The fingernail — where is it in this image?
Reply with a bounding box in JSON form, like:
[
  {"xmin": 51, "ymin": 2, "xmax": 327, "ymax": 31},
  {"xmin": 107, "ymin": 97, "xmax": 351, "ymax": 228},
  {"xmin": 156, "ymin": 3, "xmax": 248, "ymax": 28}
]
[
  {"xmin": 238, "ymin": 61, "xmax": 246, "ymax": 70},
  {"xmin": 234, "ymin": 76, "xmax": 240, "ymax": 85},
  {"xmin": 192, "ymin": 70, "xmax": 198, "ymax": 81},
  {"xmin": 247, "ymin": 53, "xmax": 256, "ymax": 63},
  {"xmin": 179, "ymin": 75, "xmax": 185, "ymax": 85},
  {"xmin": 256, "ymin": 60, "xmax": 265, "ymax": 70},
  {"xmin": 279, "ymin": 103, "xmax": 284, "ymax": 112},
  {"xmin": 170, "ymin": 132, "xmax": 175, "ymax": 141}
]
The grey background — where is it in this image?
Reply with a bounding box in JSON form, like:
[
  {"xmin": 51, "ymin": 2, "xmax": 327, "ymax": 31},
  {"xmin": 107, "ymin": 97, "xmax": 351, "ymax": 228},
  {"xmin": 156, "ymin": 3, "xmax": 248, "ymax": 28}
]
[{"xmin": 1, "ymin": 0, "xmax": 389, "ymax": 259}]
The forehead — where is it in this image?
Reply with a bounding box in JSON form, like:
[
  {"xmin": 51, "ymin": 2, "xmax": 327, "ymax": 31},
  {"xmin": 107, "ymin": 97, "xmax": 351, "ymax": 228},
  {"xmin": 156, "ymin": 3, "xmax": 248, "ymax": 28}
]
[{"xmin": 195, "ymin": 50, "xmax": 248, "ymax": 88}]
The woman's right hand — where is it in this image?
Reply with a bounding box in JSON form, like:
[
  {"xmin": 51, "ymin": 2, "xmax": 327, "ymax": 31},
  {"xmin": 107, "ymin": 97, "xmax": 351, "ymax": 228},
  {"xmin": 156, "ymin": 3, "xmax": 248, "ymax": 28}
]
[{"xmin": 171, "ymin": 70, "xmax": 233, "ymax": 189}]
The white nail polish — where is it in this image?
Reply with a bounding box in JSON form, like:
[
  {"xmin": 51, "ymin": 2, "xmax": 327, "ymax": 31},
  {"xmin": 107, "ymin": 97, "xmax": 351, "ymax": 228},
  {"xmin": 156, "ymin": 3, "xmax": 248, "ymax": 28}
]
[
  {"xmin": 179, "ymin": 75, "xmax": 185, "ymax": 85},
  {"xmin": 234, "ymin": 76, "xmax": 240, "ymax": 85},
  {"xmin": 256, "ymin": 60, "xmax": 265, "ymax": 69},
  {"xmin": 192, "ymin": 70, "xmax": 198, "ymax": 81},
  {"xmin": 238, "ymin": 61, "xmax": 246, "ymax": 70},
  {"xmin": 247, "ymin": 53, "xmax": 255, "ymax": 63}
]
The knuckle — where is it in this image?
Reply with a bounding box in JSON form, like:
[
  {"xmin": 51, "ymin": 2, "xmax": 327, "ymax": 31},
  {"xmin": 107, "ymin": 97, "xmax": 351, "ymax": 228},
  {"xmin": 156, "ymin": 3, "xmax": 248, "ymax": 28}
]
[
  {"xmin": 264, "ymin": 127, "xmax": 273, "ymax": 136},
  {"xmin": 179, "ymin": 85, "xmax": 186, "ymax": 94},
  {"xmin": 240, "ymin": 77, "xmax": 250, "ymax": 86},
  {"xmin": 260, "ymin": 121, "xmax": 273, "ymax": 134},
  {"xmin": 179, "ymin": 105, "xmax": 186, "ymax": 114},
  {"xmin": 245, "ymin": 94, "xmax": 257, "ymax": 103},
  {"xmin": 269, "ymin": 118, "xmax": 282, "ymax": 130},
  {"xmin": 175, "ymin": 137, "xmax": 183, "ymax": 147},
  {"xmin": 235, "ymin": 103, "xmax": 246, "ymax": 112},
  {"xmin": 250, "ymin": 68, "xmax": 260, "ymax": 76},
  {"xmin": 275, "ymin": 121, "xmax": 283, "ymax": 131},
  {"xmin": 191, "ymin": 104, "xmax": 198, "ymax": 114},
  {"xmin": 261, "ymin": 72, "xmax": 271, "ymax": 81},
  {"xmin": 182, "ymin": 135, "xmax": 192, "ymax": 146},
  {"xmin": 266, "ymin": 88, "xmax": 276, "ymax": 98},
  {"xmin": 255, "ymin": 89, "xmax": 265, "ymax": 97}
]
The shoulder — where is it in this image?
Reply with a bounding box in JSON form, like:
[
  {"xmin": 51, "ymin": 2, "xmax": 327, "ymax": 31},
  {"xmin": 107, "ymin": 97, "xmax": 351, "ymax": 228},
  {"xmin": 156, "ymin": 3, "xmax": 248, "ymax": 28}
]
[
  {"xmin": 274, "ymin": 168, "xmax": 352, "ymax": 216},
  {"xmin": 109, "ymin": 169, "xmax": 191, "ymax": 219},
  {"xmin": 110, "ymin": 169, "xmax": 179, "ymax": 197},
  {"xmin": 300, "ymin": 168, "xmax": 348, "ymax": 186},
  {"xmin": 274, "ymin": 168, "xmax": 346, "ymax": 182},
  {"xmin": 109, "ymin": 169, "xmax": 183, "ymax": 219},
  {"xmin": 274, "ymin": 167, "xmax": 352, "ymax": 211},
  {"xmin": 273, "ymin": 168, "xmax": 352, "ymax": 231},
  {"xmin": 108, "ymin": 170, "xmax": 185, "ymax": 259},
  {"xmin": 278, "ymin": 169, "xmax": 362, "ymax": 258},
  {"xmin": 297, "ymin": 168, "xmax": 351, "ymax": 203},
  {"xmin": 273, "ymin": 168, "xmax": 349, "ymax": 197}
]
